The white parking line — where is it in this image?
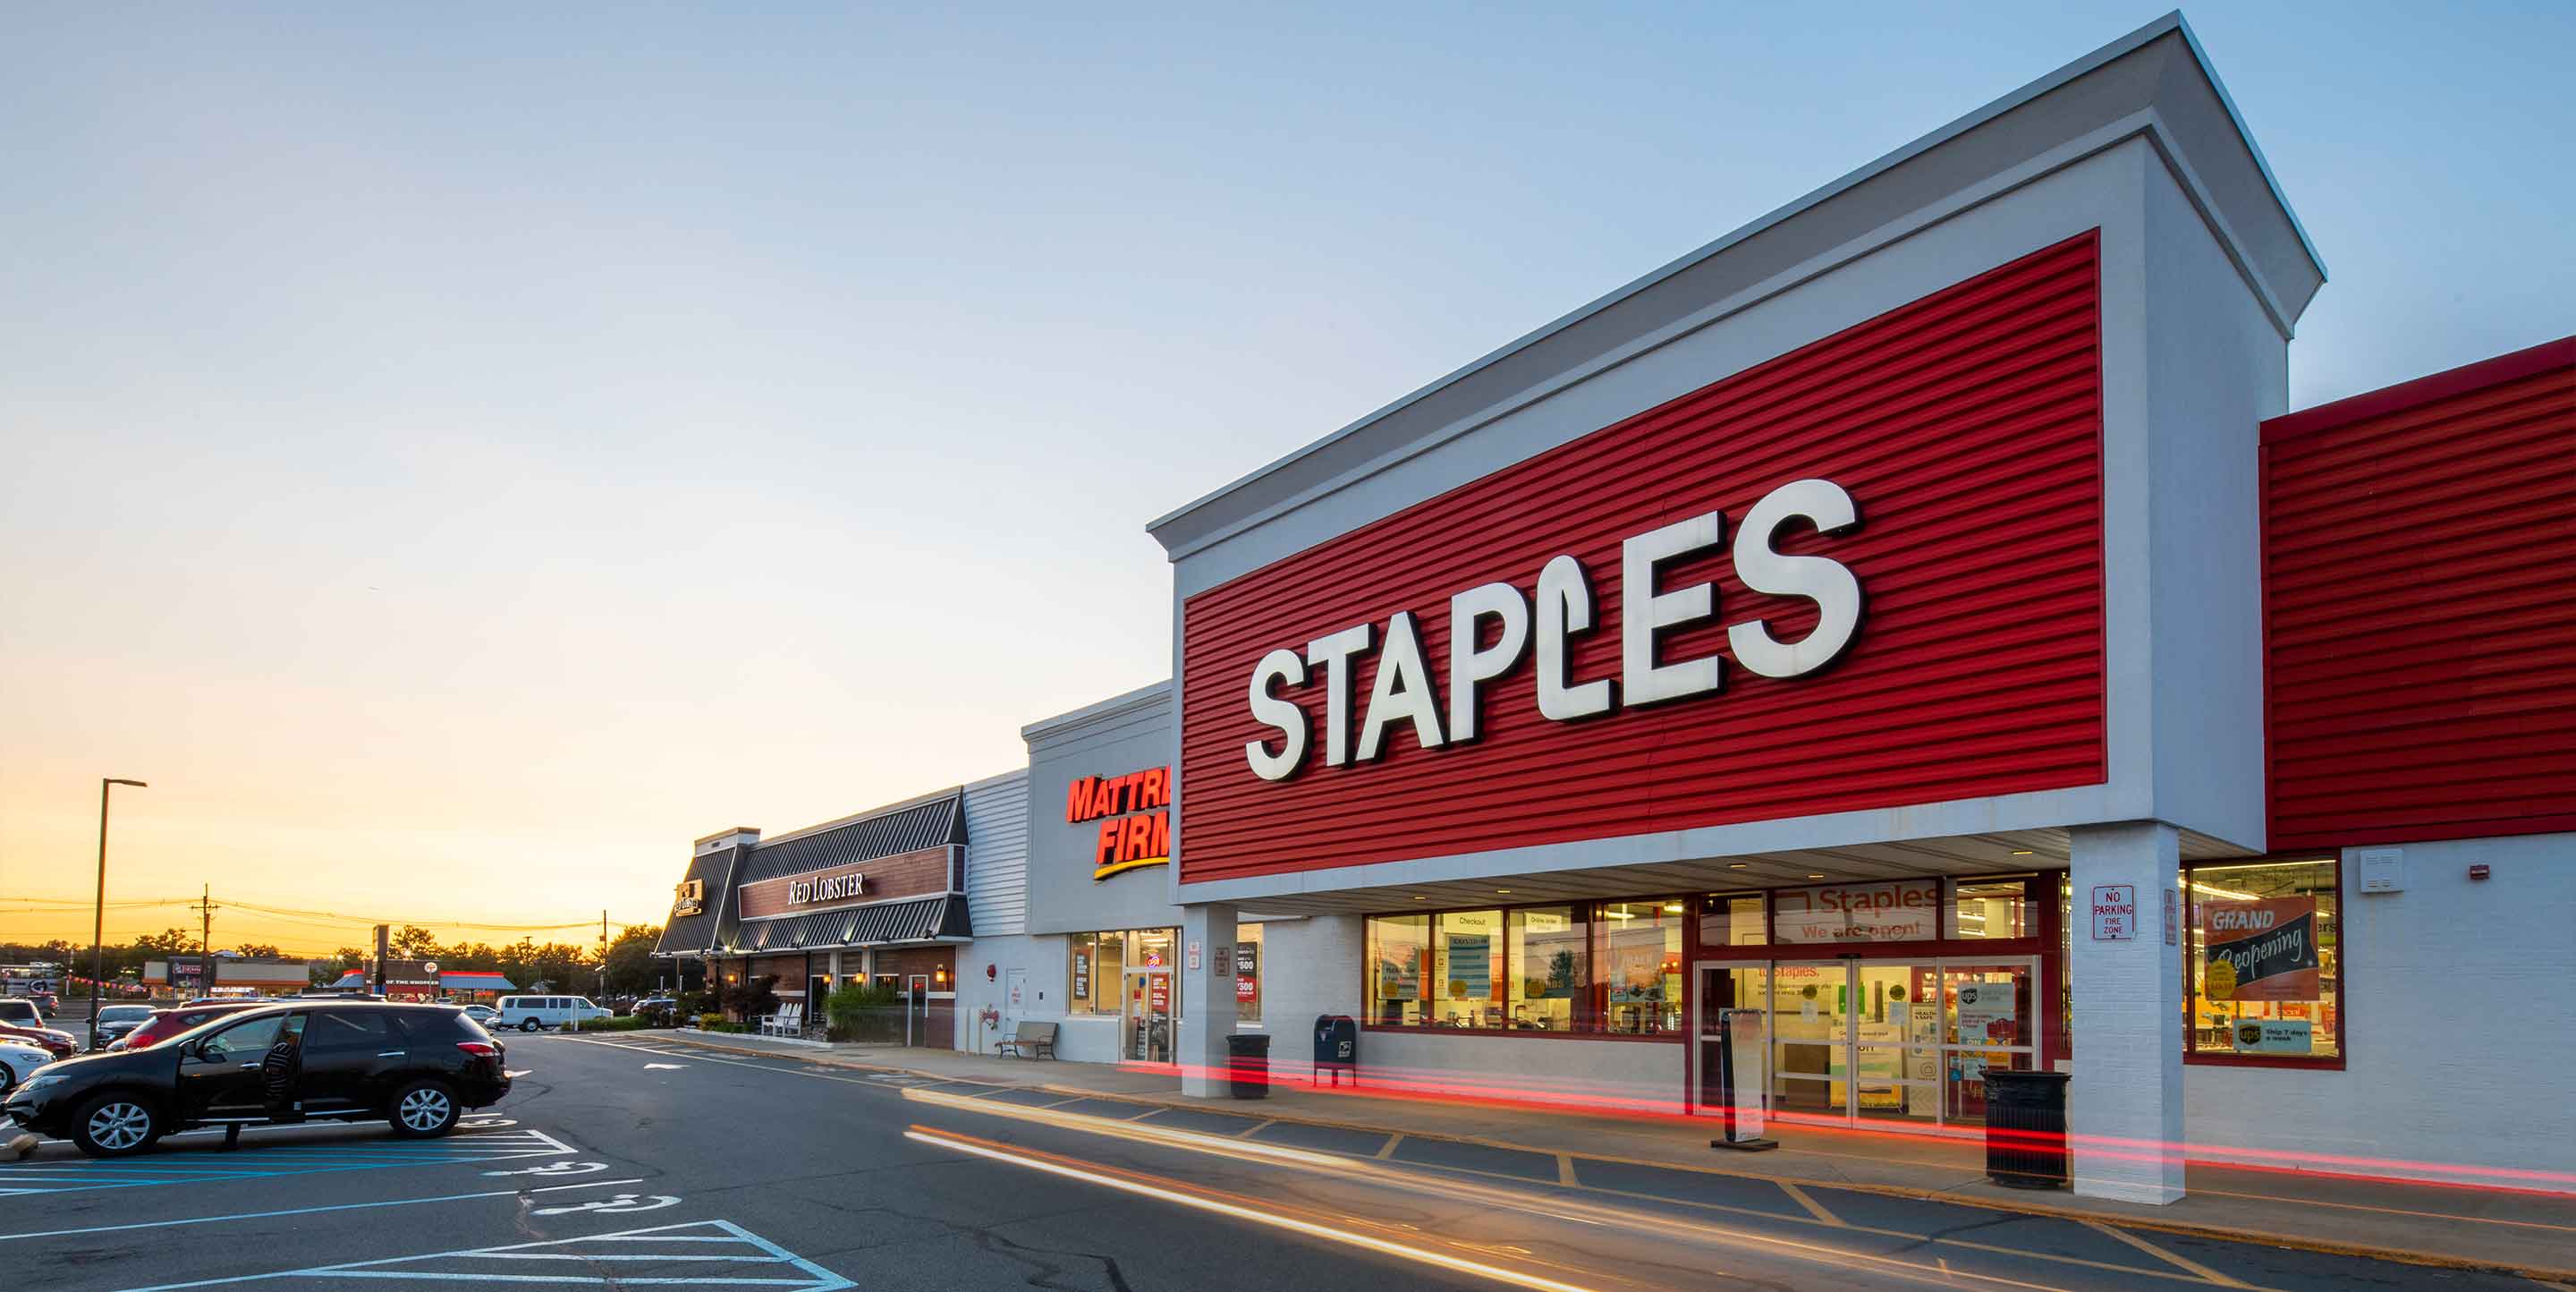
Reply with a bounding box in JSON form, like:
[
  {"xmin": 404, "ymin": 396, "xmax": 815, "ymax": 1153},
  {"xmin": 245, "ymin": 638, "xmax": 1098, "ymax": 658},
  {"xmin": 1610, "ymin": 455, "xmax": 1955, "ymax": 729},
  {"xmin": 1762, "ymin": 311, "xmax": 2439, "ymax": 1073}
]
[
  {"xmin": 106, "ymin": 1218, "xmax": 851, "ymax": 1291},
  {"xmin": 0, "ymin": 1176, "xmax": 643, "ymax": 1242}
]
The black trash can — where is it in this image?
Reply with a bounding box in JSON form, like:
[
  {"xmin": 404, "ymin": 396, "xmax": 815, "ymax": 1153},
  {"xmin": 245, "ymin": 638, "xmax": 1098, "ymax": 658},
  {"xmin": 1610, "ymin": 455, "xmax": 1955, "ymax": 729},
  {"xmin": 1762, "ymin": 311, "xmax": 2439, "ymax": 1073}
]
[
  {"xmin": 1982, "ymin": 1070, "xmax": 2072, "ymax": 1189},
  {"xmin": 1313, "ymin": 1014, "xmax": 1359, "ymax": 1086},
  {"xmin": 1226, "ymin": 1033, "xmax": 1273, "ymax": 1099}
]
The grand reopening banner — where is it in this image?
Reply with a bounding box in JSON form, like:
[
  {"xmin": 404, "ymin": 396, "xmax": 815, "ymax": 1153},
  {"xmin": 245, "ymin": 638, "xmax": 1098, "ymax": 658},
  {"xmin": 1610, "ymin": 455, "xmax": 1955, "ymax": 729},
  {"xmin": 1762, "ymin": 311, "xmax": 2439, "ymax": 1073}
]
[{"xmin": 2201, "ymin": 897, "xmax": 2319, "ymax": 1002}]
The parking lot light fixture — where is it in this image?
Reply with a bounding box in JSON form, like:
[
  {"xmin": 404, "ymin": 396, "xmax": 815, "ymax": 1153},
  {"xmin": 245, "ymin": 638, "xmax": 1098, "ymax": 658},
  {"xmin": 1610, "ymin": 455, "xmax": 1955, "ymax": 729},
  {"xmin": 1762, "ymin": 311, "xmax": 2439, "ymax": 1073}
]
[{"xmin": 89, "ymin": 778, "xmax": 148, "ymax": 1050}]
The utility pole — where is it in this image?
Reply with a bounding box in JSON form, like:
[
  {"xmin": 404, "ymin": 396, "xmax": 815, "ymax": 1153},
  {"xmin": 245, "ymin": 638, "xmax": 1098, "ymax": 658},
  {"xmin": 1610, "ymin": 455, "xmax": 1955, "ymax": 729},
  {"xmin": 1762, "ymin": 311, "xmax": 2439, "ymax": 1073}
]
[
  {"xmin": 599, "ymin": 909, "xmax": 609, "ymax": 1001},
  {"xmin": 190, "ymin": 884, "xmax": 220, "ymax": 997}
]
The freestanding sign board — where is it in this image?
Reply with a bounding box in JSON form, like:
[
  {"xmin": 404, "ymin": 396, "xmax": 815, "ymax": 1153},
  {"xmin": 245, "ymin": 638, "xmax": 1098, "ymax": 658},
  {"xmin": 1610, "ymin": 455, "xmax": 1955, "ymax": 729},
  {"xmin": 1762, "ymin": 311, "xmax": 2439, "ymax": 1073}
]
[{"xmin": 1711, "ymin": 1007, "xmax": 1776, "ymax": 1152}]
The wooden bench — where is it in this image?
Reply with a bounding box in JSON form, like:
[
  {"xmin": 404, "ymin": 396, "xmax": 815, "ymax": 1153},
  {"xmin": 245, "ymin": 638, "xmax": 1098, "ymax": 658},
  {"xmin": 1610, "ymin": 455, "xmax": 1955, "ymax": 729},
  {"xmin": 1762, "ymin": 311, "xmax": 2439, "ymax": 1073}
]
[{"xmin": 994, "ymin": 1020, "xmax": 1056, "ymax": 1059}]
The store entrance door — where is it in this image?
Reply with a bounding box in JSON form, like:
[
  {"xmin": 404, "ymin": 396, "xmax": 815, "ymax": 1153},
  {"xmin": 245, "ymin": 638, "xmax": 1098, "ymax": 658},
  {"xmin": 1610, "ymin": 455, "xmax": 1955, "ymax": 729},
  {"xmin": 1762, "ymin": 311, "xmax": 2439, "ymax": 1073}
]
[
  {"xmin": 1763, "ymin": 957, "xmax": 2039, "ymax": 1128},
  {"xmin": 904, "ymin": 974, "xmax": 929, "ymax": 1047},
  {"xmin": 1121, "ymin": 970, "xmax": 1173, "ymax": 1064},
  {"xmin": 1689, "ymin": 963, "xmax": 1770, "ymax": 1118}
]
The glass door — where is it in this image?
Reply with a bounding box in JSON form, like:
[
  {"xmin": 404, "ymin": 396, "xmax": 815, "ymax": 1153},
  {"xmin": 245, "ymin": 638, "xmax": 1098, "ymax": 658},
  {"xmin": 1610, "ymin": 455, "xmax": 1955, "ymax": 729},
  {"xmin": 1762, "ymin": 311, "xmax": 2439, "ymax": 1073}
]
[
  {"xmin": 1754, "ymin": 956, "xmax": 2040, "ymax": 1128},
  {"xmin": 1941, "ymin": 960, "xmax": 2038, "ymax": 1124},
  {"xmin": 1768, "ymin": 962, "xmax": 1844, "ymax": 1117},
  {"xmin": 1690, "ymin": 963, "xmax": 1769, "ymax": 1116},
  {"xmin": 1852, "ymin": 961, "xmax": 1943, "ymax": 1126},
  {"xmin": 1123, "ymin": 970, "xmax": 1173, "ymax": 1063}
]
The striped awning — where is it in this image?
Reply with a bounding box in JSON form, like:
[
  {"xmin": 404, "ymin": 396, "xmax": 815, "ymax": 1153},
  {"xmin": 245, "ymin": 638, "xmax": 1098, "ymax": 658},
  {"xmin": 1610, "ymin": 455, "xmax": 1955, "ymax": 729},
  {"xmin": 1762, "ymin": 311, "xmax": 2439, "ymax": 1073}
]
[{"xmin": 736, "ymin": 895, "xmax": 970, "ymax": 953}]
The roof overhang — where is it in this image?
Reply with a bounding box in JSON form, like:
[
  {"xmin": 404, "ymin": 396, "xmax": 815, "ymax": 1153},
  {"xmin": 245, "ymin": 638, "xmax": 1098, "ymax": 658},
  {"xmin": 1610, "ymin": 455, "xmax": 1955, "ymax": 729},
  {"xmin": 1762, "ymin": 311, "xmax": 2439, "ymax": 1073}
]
[{"xmin": 1146, "ymin": 12, "xmax": 2324, "ymax": 562}]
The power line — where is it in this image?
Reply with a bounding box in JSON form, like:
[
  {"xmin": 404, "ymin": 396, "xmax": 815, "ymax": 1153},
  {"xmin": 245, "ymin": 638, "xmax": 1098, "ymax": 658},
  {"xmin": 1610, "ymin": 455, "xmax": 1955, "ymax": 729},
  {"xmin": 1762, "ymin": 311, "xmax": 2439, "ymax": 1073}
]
[{"xmin": 1, "ymin": 894, "xmax": 652, "ymax": 934}]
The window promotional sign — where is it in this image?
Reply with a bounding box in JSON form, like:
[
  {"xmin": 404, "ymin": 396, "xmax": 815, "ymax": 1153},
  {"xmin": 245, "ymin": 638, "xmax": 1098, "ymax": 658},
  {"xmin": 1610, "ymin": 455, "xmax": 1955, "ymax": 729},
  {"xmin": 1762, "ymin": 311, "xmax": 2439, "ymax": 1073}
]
[
  {"xmin": 1772, "ymin": 880, "xmax": 1942, "ymax": 944},
  {"xmin": 2201, "ymin": 897, "xmax": 2319, "ymax": 1002}
]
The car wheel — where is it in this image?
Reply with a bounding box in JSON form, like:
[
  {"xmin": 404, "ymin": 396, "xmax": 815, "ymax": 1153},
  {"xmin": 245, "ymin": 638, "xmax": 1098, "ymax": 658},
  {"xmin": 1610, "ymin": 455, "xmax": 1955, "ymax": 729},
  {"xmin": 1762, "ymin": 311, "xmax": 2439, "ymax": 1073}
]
[
  {"xmin": 387, "ymin": 1080, "xmax": 460, "ymax": 1138},
  {"xmin": 72, "ymin": 1093, "xmax": 158, "ymax": 1158},
  {"xmin": 0, "ymin": 1059, "xmax": 14, "ymax": 1090},
  {"xmin": 520, "ymin": 1018, "xmax": 540, "ymax": 1033}
]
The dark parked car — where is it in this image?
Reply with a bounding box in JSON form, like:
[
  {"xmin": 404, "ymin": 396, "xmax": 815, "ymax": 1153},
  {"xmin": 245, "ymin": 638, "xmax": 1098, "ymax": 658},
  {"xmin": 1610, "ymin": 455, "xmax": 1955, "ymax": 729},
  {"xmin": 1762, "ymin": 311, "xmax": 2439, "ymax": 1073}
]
[
  {"xmin": 632, "ymin": 997, "xmax": 679, "ymax": 1027},
  {"xmin": 3, "ymin": 1001, "xmax": 511, "ymax": 1157},
  {"xmin": 109, "ymin": 1001, "xmax": 263, "ymax": 1052},
  {"xmin": 90, "ymin": 1003, "xmax": 160, "ymax": 1049}
]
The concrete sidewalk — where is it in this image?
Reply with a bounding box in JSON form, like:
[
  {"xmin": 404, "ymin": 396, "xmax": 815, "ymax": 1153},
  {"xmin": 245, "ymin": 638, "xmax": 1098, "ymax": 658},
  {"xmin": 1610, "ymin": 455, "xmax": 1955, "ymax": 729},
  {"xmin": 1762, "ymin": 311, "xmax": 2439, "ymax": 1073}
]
[{"xmin": 656, "ymin": 1029, "xmax": 2576, "ymax": 1281}]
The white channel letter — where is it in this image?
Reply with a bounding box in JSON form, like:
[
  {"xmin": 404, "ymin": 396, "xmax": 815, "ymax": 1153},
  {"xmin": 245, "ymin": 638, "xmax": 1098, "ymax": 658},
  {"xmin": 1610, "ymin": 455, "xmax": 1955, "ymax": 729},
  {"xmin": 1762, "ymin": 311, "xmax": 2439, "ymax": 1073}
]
[
  {"xmin": 1447, "ymin": 581, "xmax": 1530, "ymax": 742},
  {"xmin": 1620, "ymin": 510, "xmax": 1725, "ymax": 706},
  {"xmin": 1303, "ymin": 623, "xmax": 1374, "ymax": 767},
  {"xmin": 1535, "ymin": 555, "xmax": 1614, "ymax": 720},
  {"xmin": 1244, "ymin": 648, "xmax": 1309, "ymax": 781},
  {"xmin": 1356, "ymin": 611, "xmax": 1446, "ymax": 761},
  {"xmin": 1728, "ymin": 479, "xmax": 1864, "ymax": 678}
]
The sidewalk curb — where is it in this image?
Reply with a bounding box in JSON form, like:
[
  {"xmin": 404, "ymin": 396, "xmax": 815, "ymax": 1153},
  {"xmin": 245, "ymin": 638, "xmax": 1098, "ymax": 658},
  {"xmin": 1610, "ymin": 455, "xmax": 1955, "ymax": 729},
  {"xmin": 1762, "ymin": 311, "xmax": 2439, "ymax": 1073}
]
[{"xmin": 647, "ymin": 1033, "xmax": 2576, "ymax": 1284}]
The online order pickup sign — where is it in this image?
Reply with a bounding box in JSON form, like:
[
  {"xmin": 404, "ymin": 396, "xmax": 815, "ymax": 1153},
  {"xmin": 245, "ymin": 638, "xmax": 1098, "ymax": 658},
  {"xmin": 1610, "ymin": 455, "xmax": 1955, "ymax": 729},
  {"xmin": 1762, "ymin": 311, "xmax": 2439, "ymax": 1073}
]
[{"xmin": 2090, "ymin": 884, "xmax": 2137, "ymax": 940}]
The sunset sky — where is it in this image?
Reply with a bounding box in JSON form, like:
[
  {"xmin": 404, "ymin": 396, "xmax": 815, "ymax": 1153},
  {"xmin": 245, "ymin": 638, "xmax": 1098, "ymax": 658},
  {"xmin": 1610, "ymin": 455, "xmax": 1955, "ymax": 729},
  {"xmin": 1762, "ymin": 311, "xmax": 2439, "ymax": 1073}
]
[{"xmin": 4, "ymin": 4, "xmax": 2569, "ymax": 956}]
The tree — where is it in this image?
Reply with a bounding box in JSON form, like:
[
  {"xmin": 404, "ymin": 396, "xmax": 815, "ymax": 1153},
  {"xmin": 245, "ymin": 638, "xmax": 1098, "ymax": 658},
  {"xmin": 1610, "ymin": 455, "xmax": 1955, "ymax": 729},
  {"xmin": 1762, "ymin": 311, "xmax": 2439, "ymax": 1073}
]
[
  {"xmin": 389, "ymin": 925, "xmax": 443, "ymax": 959},
  {"xmin": 234, "ymin": 943, "xmax": 283, "ymax": 960},
  {"xmin": 134, "ymin": 928, "xmax": 194, "ymax": 956},
  {"xmin": 600, "ymin": 925, "xmax": 662, "ymax": 996}
]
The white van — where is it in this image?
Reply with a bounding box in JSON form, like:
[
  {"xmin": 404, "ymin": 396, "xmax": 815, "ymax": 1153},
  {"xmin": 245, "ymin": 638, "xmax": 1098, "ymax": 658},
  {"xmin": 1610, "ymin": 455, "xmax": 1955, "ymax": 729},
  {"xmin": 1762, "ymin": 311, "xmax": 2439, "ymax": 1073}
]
[{"xmin": 492, "ymin": 995, "xmax": 612, "ymax": 1033}]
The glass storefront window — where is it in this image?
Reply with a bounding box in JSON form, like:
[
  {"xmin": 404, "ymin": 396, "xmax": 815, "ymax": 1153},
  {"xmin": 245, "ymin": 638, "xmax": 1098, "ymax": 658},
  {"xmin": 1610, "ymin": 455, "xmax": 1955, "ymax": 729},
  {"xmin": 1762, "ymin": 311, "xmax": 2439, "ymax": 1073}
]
[
  {"xmin": 1948, "ymin": 878, "xmax": 2035, "ymax": 939},
  {"xmin": 2184, "ymin": 859, "xmax": 2340, "ymax": 1061},
  {"xmin": 1234, "ymin": 922, "xmax": 1263, "ymax": 1024},
  {"xmin": 1592, "ymin": 899, "xmax": 1683, "ymax": 1034},
  {"xmin": 1430, "ymin": 911, "xmax": 1504, "ymax": 1028},
  {"xmin": 1508, "ymin": 907, "xmax": 1584, "ymax": 1031},
  {"xmin": 1129, "ymin": 928, "xmax": 1174, "ymax": 971},
  {"xmin": 1698, "ymin": 893, "xmax": 1767, "ymax": 948},
  {"xmin": 1066, "ymin": 931, "xmax": 1133, "ymax": 1016},
  {"xmin": 1368, "ymin": 914, "xmax": 1430, "ymax": 1026}
]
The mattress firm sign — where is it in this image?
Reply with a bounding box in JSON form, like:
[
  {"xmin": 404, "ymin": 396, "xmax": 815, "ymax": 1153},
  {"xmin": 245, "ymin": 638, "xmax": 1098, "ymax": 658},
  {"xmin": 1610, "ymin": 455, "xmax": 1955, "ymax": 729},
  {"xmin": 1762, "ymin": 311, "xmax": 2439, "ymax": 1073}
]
[
  {"xmin": 1773, "ymin": 880, "xmax": 1942, "ymax": 944},
  {"xmin": 788, "ymin": 871, "xmax": 865, "ymax": 906},
  {"xmin": 1066, "ymin": 767, "xmax": 1172, "ymax": 881}
]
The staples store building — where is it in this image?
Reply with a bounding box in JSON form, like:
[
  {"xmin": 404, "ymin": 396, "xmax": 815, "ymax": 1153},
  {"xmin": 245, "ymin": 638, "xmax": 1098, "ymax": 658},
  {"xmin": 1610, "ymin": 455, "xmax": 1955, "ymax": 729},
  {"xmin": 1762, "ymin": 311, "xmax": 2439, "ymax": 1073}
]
[{"xmin": 1143, "ymin": 17, "xmax": 2572, "ymax": 1203}]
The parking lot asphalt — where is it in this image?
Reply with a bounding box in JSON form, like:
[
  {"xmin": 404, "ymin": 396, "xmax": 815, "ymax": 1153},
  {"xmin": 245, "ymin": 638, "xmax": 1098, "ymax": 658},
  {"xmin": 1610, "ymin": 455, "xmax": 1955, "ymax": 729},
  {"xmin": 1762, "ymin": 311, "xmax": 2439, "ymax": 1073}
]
[{"xmin": 4, "ymin": 1030, "xmax": 2565, "ymax": 1291}]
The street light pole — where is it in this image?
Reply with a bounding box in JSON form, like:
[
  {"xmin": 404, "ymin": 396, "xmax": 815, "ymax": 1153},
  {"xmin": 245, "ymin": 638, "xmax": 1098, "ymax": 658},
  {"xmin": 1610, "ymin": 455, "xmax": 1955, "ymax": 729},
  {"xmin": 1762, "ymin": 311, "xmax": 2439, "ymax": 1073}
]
[{"xmin": 89, "ymin": 778, "xmax": 148, "ymax": 1051}]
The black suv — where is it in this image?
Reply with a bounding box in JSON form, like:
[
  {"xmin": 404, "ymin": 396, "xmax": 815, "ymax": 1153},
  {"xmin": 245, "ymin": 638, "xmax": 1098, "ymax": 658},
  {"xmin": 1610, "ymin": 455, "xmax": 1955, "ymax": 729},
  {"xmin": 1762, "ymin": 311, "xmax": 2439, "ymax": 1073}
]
[{"xmin": 2, "ymin": 1001, "xmax": 511, "ymax": 1157}]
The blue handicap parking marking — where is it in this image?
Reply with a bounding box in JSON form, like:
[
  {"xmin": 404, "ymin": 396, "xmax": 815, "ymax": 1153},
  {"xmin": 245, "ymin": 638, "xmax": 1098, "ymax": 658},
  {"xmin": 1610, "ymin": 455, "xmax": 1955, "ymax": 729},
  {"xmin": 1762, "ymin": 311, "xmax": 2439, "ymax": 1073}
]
[
  {"xmin": 107, "ymin": 1219, "xmax": 852, "ymax": 1291},
  {"xmin": 0, "ymin": 1126, "xmax": 580, "ymax": 1199}
]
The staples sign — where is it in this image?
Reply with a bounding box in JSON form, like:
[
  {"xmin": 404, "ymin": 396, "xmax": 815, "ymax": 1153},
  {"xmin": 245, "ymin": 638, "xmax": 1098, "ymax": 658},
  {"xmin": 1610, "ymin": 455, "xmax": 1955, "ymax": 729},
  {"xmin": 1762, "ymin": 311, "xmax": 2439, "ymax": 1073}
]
[
  {"xmin": 1241, "ymin": 480, "xmax": 1862, "ymax": 782},
  {"xmin": 1772, "ymin": 880, "xmax": 1942, "ymax": 944}
]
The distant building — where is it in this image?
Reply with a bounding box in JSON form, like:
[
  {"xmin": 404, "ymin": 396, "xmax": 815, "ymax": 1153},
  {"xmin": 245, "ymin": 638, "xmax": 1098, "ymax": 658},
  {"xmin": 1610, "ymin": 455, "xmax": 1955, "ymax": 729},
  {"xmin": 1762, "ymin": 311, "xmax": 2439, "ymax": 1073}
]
[
  {"xmin": 144, "ymin": 957, "xmax": 313, "ymax": 997},
  {"xmin": 326, "ymin": 961, "xmax": 518, "ymax": 1000}
]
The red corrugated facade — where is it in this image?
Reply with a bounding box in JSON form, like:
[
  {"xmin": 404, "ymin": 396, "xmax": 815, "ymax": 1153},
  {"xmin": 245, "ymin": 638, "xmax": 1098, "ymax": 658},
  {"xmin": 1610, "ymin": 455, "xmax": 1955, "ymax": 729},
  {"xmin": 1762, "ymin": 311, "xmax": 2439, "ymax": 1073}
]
[
  {"xmin": 2263, "ymin": 336, "xmax": 2576, "ymax": 850},
  {"xmin": 1177, "ymin": 233, "xmax": 2108, "ymax": 884}
]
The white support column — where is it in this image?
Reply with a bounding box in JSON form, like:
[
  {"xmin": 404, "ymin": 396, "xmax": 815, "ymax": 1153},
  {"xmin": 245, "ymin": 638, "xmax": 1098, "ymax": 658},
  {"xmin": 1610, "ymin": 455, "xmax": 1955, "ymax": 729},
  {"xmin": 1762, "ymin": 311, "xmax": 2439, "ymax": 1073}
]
[
  {"xmin": 1178, "ymin": 903, "xmax": 1239, "ymax": 1098},
  {"xmin": 826, "ymin": 949, "xmax": 843, "ymax": 989},
  {"xmin": 2068, "ymin": 820, "xmax": 2185, "ymax": 1203},
  {"xmin": 860, "ymin": 948, "xmax": 876, "ymax": 983}
]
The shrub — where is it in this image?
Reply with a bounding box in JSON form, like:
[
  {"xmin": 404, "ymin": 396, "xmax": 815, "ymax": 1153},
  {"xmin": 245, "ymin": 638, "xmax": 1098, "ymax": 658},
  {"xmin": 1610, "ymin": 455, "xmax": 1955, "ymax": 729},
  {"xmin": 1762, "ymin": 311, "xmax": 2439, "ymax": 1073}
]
[
  {"xmin": 697, "ymin": 1013, "xmax": 726, "ymax": 1031},
  {"xmin": 825, "ymin": 980, "xmax": 904, "ymax": 1042},
  {"xmin": 716, "ymin": 973, "xmax": 778, "ymax": 1022},
  {"xmin": 572, "ymin": 1014, "xmax": 650, "ymax": 1032}
]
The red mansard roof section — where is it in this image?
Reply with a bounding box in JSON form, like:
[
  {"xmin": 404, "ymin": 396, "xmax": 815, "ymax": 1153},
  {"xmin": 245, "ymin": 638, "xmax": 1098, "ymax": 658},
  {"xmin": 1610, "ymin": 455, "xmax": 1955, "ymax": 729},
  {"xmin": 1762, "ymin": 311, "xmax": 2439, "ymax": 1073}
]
[{"xmin": 2261, "ymin": 336, "xmax": 2576, "ymax": 851}]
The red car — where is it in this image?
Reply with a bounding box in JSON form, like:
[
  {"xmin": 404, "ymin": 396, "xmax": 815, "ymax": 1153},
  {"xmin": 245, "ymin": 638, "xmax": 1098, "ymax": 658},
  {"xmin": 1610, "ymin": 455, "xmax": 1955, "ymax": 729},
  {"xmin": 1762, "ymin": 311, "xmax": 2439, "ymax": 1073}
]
[
  {"xmin": 108, "ymin": 1001, "xmax": 262, "ymax": 1051},
  {"xmin": 0, "ymin": 1024, "xmax": 76, "ymax": 1060}
]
